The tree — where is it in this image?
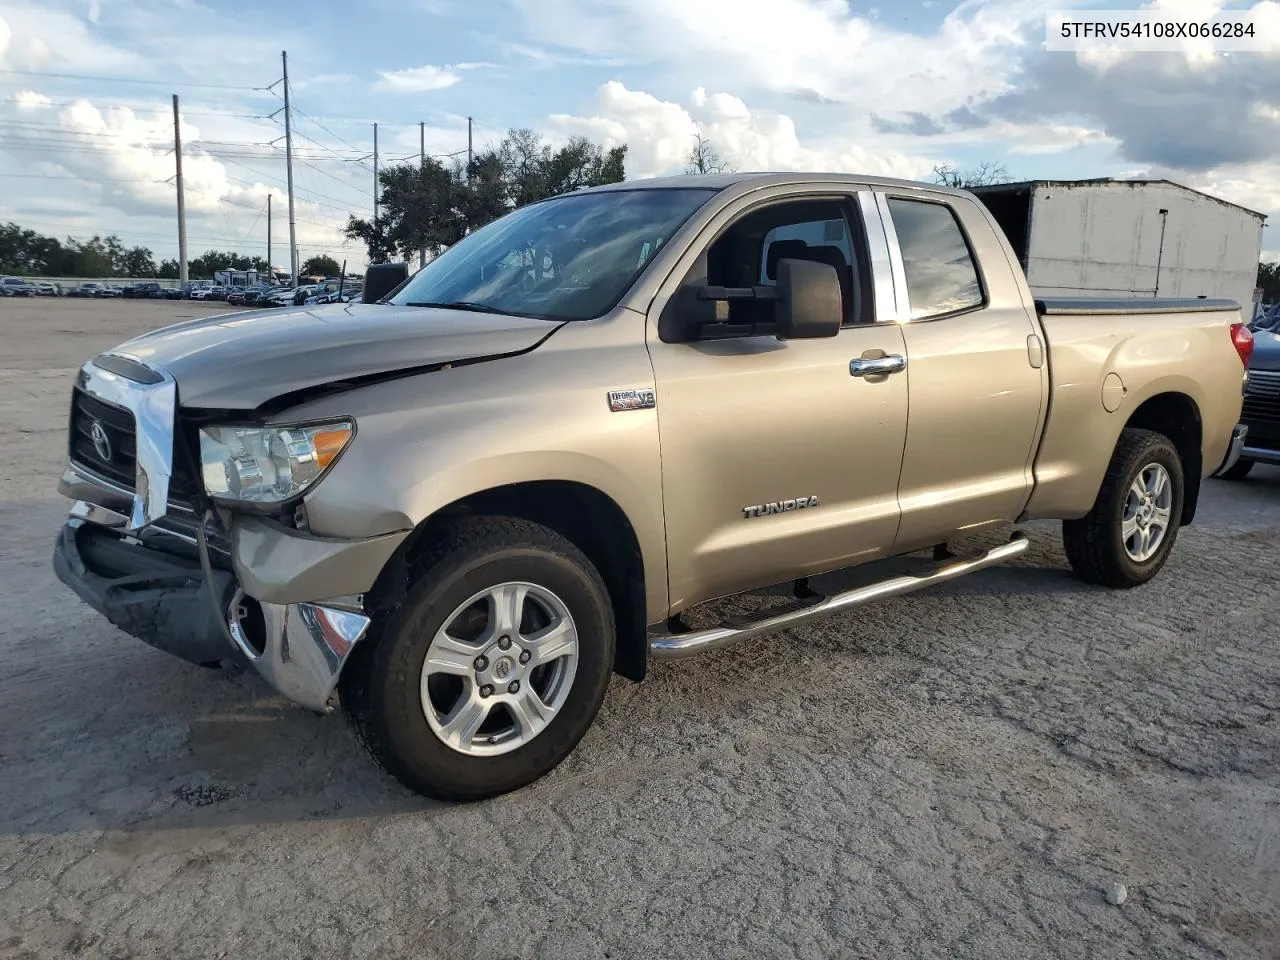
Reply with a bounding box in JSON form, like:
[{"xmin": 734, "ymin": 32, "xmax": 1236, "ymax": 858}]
[
  {"xmin": 686, "ymin": 132, "xmax": 731, "ymax": 175},
  {"xmin": 119, "ymin": 246, "xmax": 157, "ymax": 278},
  {"xmin": 187, "ymin": 250, "xmax": 269, "ymax": 278},
  {"xmin": 932, "ymin": 161, "xmax": 1011, "ymax": 189},
  {"xmin": 0, "ymin": 222, "xmax": 67, "ymax": 274},
  {"xmin": 346, "ymin": 129, "xmax": 628, "ymax": 264},
  {"xmin": 157, "ymin": 259, "xmax": 181, "ymax": 280},
  {"xmin": 301, "ymin": 255, "xmax": 342, "ymax": 277},
  {"xmin": 1259, "ymin": 262, "xmax": 1280, "ymax": 304}
]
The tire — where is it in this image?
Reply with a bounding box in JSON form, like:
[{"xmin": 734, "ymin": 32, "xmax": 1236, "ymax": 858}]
[
  {"xmin": 1062, "ymin": 428, "xmax": 1184, "ymax": 589},
  {"xmin": 341, "ymin": 516, "xmax": 615, "ymax": 801},
  {"xmin": 1216, "ymin": 457, "xmax": 1254, "ymax": 482}
]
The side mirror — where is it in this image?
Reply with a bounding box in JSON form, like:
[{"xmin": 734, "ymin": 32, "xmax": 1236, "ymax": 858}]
[
  {"xmin": 774, "ymin": 258, "xmax": 842, "ymax": 340},
  {"xmin": 362, "ymin": 262, "xmax": 410, "ymax": 303}
]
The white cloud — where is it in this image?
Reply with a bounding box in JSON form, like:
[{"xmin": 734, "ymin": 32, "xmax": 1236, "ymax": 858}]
[
  {"xmin": 376, "ymin": 65, "xmax": 462, "ymax": 93},
  {"xmin": 515, "ymin": 0, "xmax": 1051, "ymax": 114},
  {"xmin": 548, "ymin": 81, "xmax": 934, "ymax": 179},
  {"xmin": 0, "ymin": 4, "xmax": 144, "ymax": 71},
  {"xmin": 0, "ymin": 94, "xmax": 362, "ymax": 265}
]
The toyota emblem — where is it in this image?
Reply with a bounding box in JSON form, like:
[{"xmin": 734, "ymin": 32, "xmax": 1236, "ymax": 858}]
[{"xmin": 89, "ymin": 420, "xmax": 113, "ymax": 463}]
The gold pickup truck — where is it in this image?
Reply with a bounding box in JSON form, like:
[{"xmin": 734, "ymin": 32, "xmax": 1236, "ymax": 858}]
[{"xmin": 52, "ymin": 173, "xmax": 1254, "ymax": 800}]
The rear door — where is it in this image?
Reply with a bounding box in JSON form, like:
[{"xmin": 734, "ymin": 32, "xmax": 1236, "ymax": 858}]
[{"xmin": 876, "ymin": 191, "xmax": 1048, "ymax": 551}]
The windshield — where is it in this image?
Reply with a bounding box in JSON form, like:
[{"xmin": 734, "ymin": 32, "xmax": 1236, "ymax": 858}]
[{"xmin": 387, "ymin": 187, "xmax": 716, "ymax": 320}]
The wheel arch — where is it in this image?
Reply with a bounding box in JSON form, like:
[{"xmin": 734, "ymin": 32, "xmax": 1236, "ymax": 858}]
[
  {"xmin": 1122, "ymin": 390, "xmax": 1202, "ymax": 525},
  {"xmin": 366, "ymin": 480, "xmax": 651, "ymax": 682}
]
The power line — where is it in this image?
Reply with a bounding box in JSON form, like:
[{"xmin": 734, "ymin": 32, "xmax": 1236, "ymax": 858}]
[
  {"xmin": 289, "ymin": 103, "xmax": 369, "ymax": 157},
  {"xmin": 0, "ymin": 69, "xmax": 269, "ymax": 92},
  {"xmin": 217, "ymin": 161, "xmax": 361, "ymax": 214},
  {"xmin": 1, "ymin": 96, "xmax": 268, "ymax": 119},
  {"xmin": 0, "ymin": 215, "xmax": 345, "ymax": 250},
  {"xmin": 0, "ymin": 172, "xmax": 162, "ymax": 183}
]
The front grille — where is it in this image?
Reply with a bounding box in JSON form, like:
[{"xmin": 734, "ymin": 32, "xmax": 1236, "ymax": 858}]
[
  {"xmin": 70, "ymin": 389, "xmax": 137, "ymax": 489},
  {"xmin": 69, "ymin": 388, "xmax": 200, "ymax": 508},
  {"xmin": 1243, "ymin": 370, "xmax": 1280, "ymax": 425}
]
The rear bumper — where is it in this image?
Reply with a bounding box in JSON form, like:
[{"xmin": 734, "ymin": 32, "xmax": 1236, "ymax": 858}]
[{"xmin": 1211, "ymin": 424, "xmax": 1249, "ymax": 477}]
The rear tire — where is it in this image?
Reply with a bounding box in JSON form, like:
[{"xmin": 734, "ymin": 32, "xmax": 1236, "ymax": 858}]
[
  {"xmin": 1217, "ymin": 457, "xmax": 1254, "ymax": 481},
  {"xmin": 1063, "ymin": 428, "xmax": 1184, "ymax": 589},
  {"xmin": 341, "ymin": 516, "xmax": 614, "ymax": 801}
]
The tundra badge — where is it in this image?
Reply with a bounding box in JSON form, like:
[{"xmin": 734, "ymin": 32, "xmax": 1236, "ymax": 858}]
[{"xmin": 743, "ymin": 497, "xmax": 820, "ymax": 519}]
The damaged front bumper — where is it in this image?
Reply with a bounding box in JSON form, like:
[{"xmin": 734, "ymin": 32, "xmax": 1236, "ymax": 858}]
[
  {"xmin": 52, "ymin": 354, "xmax": 409, "ymax": 713},
  {"xmin": 53, "ymin": 496, "xmax": 406, "ymax": 713}
]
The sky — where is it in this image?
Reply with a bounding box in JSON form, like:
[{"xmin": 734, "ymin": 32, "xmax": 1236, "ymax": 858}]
[{"xmin": 0, "ymin": 0, "xmax": 1277, "ymax": 273}]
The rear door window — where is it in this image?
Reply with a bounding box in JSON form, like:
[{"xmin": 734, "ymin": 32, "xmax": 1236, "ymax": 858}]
[{"xmin": 887, "ymin": 198, "xmax": 983, "ymax": 320}]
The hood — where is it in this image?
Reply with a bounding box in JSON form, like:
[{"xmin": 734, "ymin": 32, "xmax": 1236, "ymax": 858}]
[
  {"xmin": 112, "ymin": 302, "xmax": 564, "ymax": 409},
  {"xmin": 1250, "ymin": 328, "xmax": 1280, "ymax": 373}
]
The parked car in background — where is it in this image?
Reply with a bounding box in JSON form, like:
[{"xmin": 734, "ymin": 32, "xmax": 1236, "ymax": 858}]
[
  {"xmin": 307, "ymin": 287, "xmax": 361, "ymax": 305},
  {"xmin": 68, "ymin": 282, "xmax": 102, "ymax": 298},
  {"xmin": 123, "ymin": 282, "xmax": 165, "ymax": 299},
  {"xmin": 262, "ymin": 287, "xmax": 298, "ymax": 307},
  {"xmin": 190, "ymin": 285, "xmax": 227, "ymax": 301},
  {"xmin": 1, "ymin": 277, "xmax": 37, "ymax": 296},
  {"xmin": 1250, "ymin": 303, "xmax": 1280, "ymax": 332},
  {"xmin": 162, "ymin": 286, "xmax": 185, "ymax": 300},
  {"xmin": 290, "ymin": 284, "xmax": 326, "ymax": 305},
  {"xmin": 99, "ymin": 285, "xmax": 123, "ymax": 298},
  {"xmin": 1219, "ymin": 319, "xmax": 1280, "ymax": 480},
  {"xmin": 34, "ymin": 281, "xmax": 61, "ymax": 297},
  {"xmin": 182, "ymin": 281, "xmax": 214, "ymax": 299},
  {"xmin": 241, "ymin": 285, "xmax": 277, "ymax": 306}
]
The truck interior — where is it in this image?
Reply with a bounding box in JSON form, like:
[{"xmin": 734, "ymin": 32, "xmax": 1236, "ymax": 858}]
[{"xmin": 969, "ymin": 184, "xmax": 1033, "ymax": 267}]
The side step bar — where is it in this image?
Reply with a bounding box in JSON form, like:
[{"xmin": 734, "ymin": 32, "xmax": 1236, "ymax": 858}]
[{"xmin": 649, "ymin": 532, "xmax": 1030, "ymax": 660}]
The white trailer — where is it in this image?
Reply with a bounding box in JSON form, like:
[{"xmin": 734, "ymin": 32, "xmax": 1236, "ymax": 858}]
[
  {"xmin": 214, "ymin": 269, "xmax": 261, "ymax": 288},
  {"xmin": 971, "ymin": 178, "xmax": 1265, "ymax": 311}
]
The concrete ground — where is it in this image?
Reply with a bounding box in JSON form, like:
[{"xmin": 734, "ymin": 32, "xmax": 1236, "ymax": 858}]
[{"xmin": 1, "ymin": 298, "xmax": 1277, "ymax": 960}]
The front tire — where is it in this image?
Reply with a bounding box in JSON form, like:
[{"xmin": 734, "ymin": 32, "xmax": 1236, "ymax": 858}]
[
  {"xmin": 342, "ymin": 516, "xmax": 615, "ymax": 801},
  {"xmin": 1063, "ymin": 428, "xmax": 1184, "ymax": 589}
]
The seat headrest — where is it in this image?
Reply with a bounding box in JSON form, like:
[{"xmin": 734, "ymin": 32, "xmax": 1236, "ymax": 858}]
[{"xmin": 765, "ymin": 239, "xmax": 810, "ymax": 281}]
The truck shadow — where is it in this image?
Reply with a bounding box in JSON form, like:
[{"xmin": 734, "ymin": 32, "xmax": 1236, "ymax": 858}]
[{"xmin": 5, "ymin": 487, "xmax": 1269, "ymax": 839}]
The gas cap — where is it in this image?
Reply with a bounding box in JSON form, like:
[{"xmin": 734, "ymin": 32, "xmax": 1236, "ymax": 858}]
[{"xmin": 1102, "ymin": 373, "xmax": 1126, "ymax": 413}]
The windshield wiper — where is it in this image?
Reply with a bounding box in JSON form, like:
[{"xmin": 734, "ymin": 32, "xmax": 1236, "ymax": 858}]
[{"xmin": 405, "ymin": 300, "xmax": 506, "ymax": 314}]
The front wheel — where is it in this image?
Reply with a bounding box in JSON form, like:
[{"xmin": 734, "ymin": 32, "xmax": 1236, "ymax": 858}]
[
  {"xmin": 341, "ymin": 516, "xmax": 615, "ymax": 801},
  {"xmin": 1063, "ymin": 428, "xmax": 1184, "ymax": 589}
]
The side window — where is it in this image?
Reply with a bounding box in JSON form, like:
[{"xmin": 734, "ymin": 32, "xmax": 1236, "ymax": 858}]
[
  {"xmin": 887, "ymin": 198, "xmax": 983, "ymax": 320},
  {"xmin": 700, "ymin": 199, "xmax": 870, "ymax": 326},
  {"xmin": 758, "ymin": 218, "xmax": 853, "ymax": 285}
]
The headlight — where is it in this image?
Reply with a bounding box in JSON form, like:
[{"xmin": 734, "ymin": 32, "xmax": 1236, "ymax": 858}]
[{"xmin": 199, "ymin": 420, "xmax": 354, "ymax": 504}]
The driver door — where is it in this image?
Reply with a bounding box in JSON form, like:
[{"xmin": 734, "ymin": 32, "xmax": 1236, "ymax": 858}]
[{"xmin": 646, "ymin": 187, "xmax": 910, "ymax": 613}]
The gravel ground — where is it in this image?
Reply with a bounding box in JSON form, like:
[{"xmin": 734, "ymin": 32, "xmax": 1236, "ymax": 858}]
[{"xmin": 1, "ymin": 298, "xmax": 1277, "ymax": 960}]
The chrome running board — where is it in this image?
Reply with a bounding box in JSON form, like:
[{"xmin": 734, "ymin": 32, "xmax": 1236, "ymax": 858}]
[{"xmin": 649, "ymin": 532, "xmax": 1029, "ymax": 660}]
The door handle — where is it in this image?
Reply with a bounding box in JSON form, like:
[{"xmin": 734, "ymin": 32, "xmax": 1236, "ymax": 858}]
[{"xmin": 849, "ymin": 354, "xmax": 906, "ymax": 377}]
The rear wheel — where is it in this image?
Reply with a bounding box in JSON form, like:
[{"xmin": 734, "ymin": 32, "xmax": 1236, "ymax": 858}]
[
  {"xmin": 1217, "ymin": 457, "xmax": 1254, "ymax": 481},
  {"xmin": 341, "ymin": 516, "xmax": 615, "ymax": 801},
  {"xmin": 1063, "ymin": 428, "xmax": 1184, "ymax": 589}
]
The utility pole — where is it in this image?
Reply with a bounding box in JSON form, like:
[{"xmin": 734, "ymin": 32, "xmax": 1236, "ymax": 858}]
[
  {"xmin": 172, "ymin": 94, "xmax": 188, "ymax": 285},
  {"xmin": 282, "ymin": 50, "xmax": 298, "ymax": 285},
  {"xmin": 419, "ymin": 121, "xmax": 426, "ymax": 269},
  {"xmin": 467, "ymin": 116, "xmax": 473, "ymax": 175},
  {"xmin": 373, "ymin": 121, "xmax": 380, "ymax": 229},
  {"xmin": 266, "ymin": 193, "xmax": 272, "ymax": 281}
]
